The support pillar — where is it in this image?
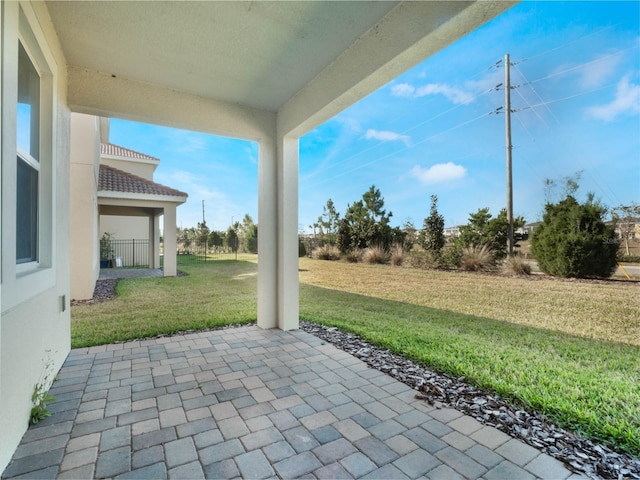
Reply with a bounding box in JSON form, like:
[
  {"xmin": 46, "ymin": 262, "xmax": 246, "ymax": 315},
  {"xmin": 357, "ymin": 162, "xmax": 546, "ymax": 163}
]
[
  {"xmin": 256, "ymin": 134, "xmax": 300, "ymax": 331},
  {"xmin": 257, "ymin": 138, "xmax": 278, "ymax": 329},
  {"xmin": 149, "ymin": 213, "xmax": 161, "ymax": 269},
  {"xmin": 277, "ymin": 136, "xmax": 300, "ymax": 331},
  {"xmin": 163, "ymin": 206, "xmax": 177, "ymax": 276}
]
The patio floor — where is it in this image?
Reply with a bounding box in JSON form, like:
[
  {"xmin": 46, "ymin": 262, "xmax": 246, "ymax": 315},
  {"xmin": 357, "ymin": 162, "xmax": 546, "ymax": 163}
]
[{"xmin": 2, "ymin": 326, "xmax": 576, "ymax": 479}]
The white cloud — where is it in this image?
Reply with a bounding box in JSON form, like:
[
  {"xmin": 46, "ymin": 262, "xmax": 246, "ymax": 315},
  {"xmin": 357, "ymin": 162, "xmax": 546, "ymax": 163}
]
[
  {"xmin": 391, "ymin": 81, "xmax": 474, "ymax": 105},
  {"xmin": 410, "ymin": 162, "xmax": 467, "ymax": 185},
  {"xmin": 415, "ymin": 84, "xmax": 474, "ymax": 104},
  {"xmin": 391, "ymin": 83, "xmax": 416, "ymax": 98},
  {"xmin": 364, "ymin": 129, "xmax": 411, "ymax": 146},
  {"xmin": 577, "ymin": 53, "xmax": 622, "ymax": 89},
  {"xmin": 586, "ymin": 75, "xmax": 640, "ymax": 121}
]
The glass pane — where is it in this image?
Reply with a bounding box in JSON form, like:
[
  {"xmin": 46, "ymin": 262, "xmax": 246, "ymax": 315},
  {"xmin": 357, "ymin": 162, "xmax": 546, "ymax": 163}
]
[
  {"xmin": 17, "ymin": 157, "xmax": 38, "ymax": 263},
  {"xmin": 17, "ymin": 42, "xmax": 40, "ymax": 161}
]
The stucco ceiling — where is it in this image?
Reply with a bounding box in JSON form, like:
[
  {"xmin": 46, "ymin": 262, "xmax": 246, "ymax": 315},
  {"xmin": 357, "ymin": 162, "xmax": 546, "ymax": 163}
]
[{"xmin": 46, "ymin": 1, "xmax": 403, "ymax": 112}]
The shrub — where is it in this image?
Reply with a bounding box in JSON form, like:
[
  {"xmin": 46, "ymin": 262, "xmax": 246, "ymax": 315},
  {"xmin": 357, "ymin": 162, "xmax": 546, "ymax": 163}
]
[
  {"xmin": 362, "ymin": 245, "xmax": 389, "ymax": 264},
  {"xmin": 531, "ymin": 196, "xmax": 618, "ymax": 278},
  {"xmin": 390, "ymin": 244, "xmax": 404, "ymax": 266},
  {"xmin": 344, "ymin": 249, "xmax": 362, "ymax": 263},
  {"xmin": 298, "ymin": 239, "xmax": 307, "ymax": 258},
  {"xmin": 461, "ymin": 245, "xmax": 495, "ymax": 271},
  {"xmin": 503, "ymin": 255, "xmax": 532, "ymax": 275},
  {"xmin": 439, "ymin": 245, "xmax": 462, "ymax": 270},
  {"xmin": 407, "ymin": 250, "xmax": 434, "ymax": 269},
  {"xmin": 312, "ymin": 244, "xmax": 341, "ymax": 261}
]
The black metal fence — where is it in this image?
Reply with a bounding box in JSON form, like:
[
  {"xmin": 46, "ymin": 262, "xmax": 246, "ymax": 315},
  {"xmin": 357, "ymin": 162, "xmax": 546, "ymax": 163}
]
[
  {"xmin": 110, "ymin": 239, "xmax": 150, "ymax": 267},
  {"xmin": 174, "ymin": 241, "xmax": 245, "ymax": 265},
  {"xmin": 104, "ymin": 239, "xmax": 252, "ymax": 269}
]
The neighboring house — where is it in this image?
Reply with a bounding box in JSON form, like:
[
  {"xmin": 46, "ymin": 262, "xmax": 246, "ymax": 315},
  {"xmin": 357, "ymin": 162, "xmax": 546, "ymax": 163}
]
[
  {"xmin": 0, "ymin": 1, "xmax": 513, "ymax": 472},
  {"xmin": 69, "ymin": 114, "xmax": 187, "ymax": 301}
]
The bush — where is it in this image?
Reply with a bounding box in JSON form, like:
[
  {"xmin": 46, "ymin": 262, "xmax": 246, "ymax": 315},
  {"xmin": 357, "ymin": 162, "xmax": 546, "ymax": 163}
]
[
  {"xmin": 390, "ymin": 244, "xmax": 404, "ymax": 266},
  {"xmin": 344, "ymin": 249, "xmax": 362, "ymax": 263},
  {"xmin": 298, "ymin": 239, "xmax": 307, "ymax": 258},
  {"xmin": 461, "ymin": 245, "xmax": 495, "ymax": 271},
  {"xmin": 407, "ymin": 250, "xmax": 434, "ymax": 269},
  {"xmin": 439, "ymin": 245, "xmax": 462, "ymax": 270},
  {"xmin": 362, "ymin": 245, "xmax": 389, "ymax": 264},
  {"xmin": 531, "ymin": 196, "xmax": 618, "ymax": 278},
  {"xmin": 503, "ymin": 255, "xmax": 532, "ymax": 275},
  {"xmin": 313, "ymin": 244, "xmax": 341, "ymax": 261}
]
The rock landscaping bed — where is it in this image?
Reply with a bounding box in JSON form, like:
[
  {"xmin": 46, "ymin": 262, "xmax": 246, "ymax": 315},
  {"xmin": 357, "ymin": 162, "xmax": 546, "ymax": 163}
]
[
  {"xmin": 301, "ymin": 321, "xmax": 640, "ymax": 480},
  {"xmin": 71, "ymin": 279, "xmax": 118, "ymax": 306}
]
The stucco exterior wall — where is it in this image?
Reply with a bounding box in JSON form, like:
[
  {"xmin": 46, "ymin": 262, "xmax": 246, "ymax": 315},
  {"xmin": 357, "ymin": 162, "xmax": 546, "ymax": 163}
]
[
  {"xmin": 1, "ymin": 1, "xmax": 71, "ymax": 473},
  {"xmin": 100, "ymin": 216, "xmax": 149, "ymax": 241},
  {"xmin": 70, "ymin": 113, "xmax": 100, "ymax": 300},
  {"xmin": 100, "ymin": 157, "xmax": 156, "ymax": 180}
]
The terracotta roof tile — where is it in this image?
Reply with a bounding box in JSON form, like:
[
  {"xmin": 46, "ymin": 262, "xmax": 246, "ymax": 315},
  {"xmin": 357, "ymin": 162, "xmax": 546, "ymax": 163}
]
[
  {"xmin": 99, "ymin": 164, "xmax": 188, "ymax": 198},
  {"xmin": 101, "ymin": 143, "xmax": 159, "ymax": 162}
]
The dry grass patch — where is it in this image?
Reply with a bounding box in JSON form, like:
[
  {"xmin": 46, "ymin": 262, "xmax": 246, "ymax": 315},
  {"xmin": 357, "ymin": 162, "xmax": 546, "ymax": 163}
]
[{"xmin": 298, "ymin": 257, "xmax": 639, "ymax": 346}]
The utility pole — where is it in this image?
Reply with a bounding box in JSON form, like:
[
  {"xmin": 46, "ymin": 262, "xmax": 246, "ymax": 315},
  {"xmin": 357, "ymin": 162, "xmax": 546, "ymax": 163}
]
[
  {"xmin": 202, "ymin": 200, "xmax": 205, "ymax": 225},
  {"xmin": 504, "ymin": 53, "xmax": 514, "ymax": 257}
]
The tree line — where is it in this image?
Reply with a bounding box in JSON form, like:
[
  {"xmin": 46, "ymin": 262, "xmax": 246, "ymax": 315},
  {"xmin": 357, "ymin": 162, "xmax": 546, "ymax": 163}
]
[
  {"xmin": 177, "ymin": 214, "xmax": 258, "ymax": 254},
  {"xmin": 309, "ymin": 177, "xmax": 637, "ymax": 279}
]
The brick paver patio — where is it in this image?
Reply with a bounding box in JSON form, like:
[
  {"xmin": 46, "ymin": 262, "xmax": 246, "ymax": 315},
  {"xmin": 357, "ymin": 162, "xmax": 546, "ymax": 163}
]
[{"xmin": 2, "ymin": 326, "xmax": 578, "ymax": 479}]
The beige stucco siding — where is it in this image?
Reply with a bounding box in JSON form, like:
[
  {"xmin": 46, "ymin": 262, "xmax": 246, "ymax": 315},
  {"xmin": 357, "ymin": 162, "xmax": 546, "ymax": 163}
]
[{"xmin": 70, "ymin": 113, "xmax": 100, "ymax": 300}]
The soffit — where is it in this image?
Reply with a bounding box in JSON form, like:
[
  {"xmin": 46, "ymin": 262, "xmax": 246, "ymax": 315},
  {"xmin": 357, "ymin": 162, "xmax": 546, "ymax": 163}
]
[{"xmin": 45, "ymin": 1, "xmax": 400, "ymax": 112}]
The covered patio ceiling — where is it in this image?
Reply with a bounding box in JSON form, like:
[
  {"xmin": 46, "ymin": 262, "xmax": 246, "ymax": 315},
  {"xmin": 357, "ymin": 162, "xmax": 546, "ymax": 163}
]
[
  {"xmin": 44, "ymin": 0, "xmax": 515, "ymax": 331},
  {"xmin": 45, "ymin": 1, "xmax": 514, "ymax": 138}
]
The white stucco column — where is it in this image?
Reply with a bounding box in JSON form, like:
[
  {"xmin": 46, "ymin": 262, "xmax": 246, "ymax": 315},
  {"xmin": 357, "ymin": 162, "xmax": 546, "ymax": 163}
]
[
  {"xmin": 257, "ymin": 134, "xmax": 300, "ymax": 331},
  {"xmin": 163, "ymin": 206, "xmax": 177, "ymax": 277},
  {"xmin": 152, "ymin": 214, "xmax": 161, "ymax": 269},
  {"xmin": 277, "ymin": 136, "xmax": 300, "ymax": 331},
  {"xmin": 257, "ymin": 137, "xmax": 278, "ymax": 329}
]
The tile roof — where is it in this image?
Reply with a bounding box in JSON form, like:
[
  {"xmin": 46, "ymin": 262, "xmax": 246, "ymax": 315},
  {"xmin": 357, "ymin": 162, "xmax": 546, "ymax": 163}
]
[
  {"xmin": 99, "ymin": 164, "xmax": 188, "ymax": 199},
  {"xmin": 101, "ymin": 143, "xmax": 159, "ymax": 162}
]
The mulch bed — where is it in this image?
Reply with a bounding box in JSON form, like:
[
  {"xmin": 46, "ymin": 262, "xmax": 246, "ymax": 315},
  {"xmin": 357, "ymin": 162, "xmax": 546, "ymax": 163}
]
[
  {"xmin": 72, "ymin": 280, "xmax": 639, "ymax": 478},
  {"xmin": 70, "ymin": 279, "xmax": 119, "ymax": 306},
  {"xmin": 301, "ymin": 322, "xmax": 640, "ymax": 480}
]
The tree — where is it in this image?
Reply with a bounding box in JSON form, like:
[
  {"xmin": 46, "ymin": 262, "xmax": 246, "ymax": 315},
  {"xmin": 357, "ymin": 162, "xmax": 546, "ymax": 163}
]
[
  {"xmin": 316, "ymin": 199, "xmax": 340, "ymax": 245},
  {"xmin": 531, "ymin": 195, "xmax": 618, "ymax": 278},
  {"xmin": 457, "ymin": 207, "xmax": 525, "ymax": 260},
  {"xmin": 612, "ymin": 203, "xmax": 640, "ymax": 256},
  {"xmin": 196, "ymin": 221, "xmax": 210, "ymax": 247},
  {"xmin": 419, "ymin": 195, "xmax": 445, "ymax": 254},
  {"xmin": 245, "ymin": 224, "xmax": 258, "ymax": 254},
  {"xmin": 239, "ymin": 214, "xmax": 258, "ymax": 253},
  {"xmin": 226, "ymin": 225, "xmax": 239, "ymax": 253},
  {"xmin": 401, "ymin": 219, "xmax": 418, "ymax": 251},
  {"xmin": 336, "ymin": 186, "xmax": 398, "ymax": 253},
  {"xmin": 208, "ymin": 231, "xmax": 224, "ymax": 251}
]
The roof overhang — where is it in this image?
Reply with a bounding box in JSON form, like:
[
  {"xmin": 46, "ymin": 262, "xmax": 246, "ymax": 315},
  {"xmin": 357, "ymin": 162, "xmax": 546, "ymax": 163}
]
[
  {"xmin": 45, "ymin": 1, "xmax": 516, "ymax": 139},
  {"xmin": 98, "ymin": 191, "xmax": 188, "ymax": 206}
]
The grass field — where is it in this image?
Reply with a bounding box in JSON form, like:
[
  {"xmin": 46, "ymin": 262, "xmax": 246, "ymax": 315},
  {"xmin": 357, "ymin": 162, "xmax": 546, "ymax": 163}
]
[{"xmin": 71, "ymin": 258, "xmax": 640, "ymax": 456}]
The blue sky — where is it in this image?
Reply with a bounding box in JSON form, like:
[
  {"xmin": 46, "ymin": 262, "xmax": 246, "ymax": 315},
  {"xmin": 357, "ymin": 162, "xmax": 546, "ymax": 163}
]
[{"xmin": 110, "ymin": 1, "xmax": 640, "ymax": 233}]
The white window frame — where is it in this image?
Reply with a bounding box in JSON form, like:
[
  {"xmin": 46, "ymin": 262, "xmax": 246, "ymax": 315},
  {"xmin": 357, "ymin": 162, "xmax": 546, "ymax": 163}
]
[{"xmin": 1, "ymin": 2, "xmax": 57, "ymax": 312}]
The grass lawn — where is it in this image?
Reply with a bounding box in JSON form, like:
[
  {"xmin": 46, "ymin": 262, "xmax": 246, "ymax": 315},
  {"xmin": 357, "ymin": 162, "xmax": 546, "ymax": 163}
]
[
  {"xmin": 72, "ymin": 258, "xmax": 639, "ymax": 457},
  {"xmin": 72, "ymin": 261, "xmax": 257, "ymax": 348}
]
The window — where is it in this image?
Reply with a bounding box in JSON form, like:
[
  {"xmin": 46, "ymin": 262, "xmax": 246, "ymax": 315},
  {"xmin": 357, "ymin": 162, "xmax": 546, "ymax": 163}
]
[
  {"xmin": 17, "ymin": 41, "xmax": 40, "ymax": 264},
  {"xmin": 2, "ymin": 2, "xmax": 57, "ymax": 311}
]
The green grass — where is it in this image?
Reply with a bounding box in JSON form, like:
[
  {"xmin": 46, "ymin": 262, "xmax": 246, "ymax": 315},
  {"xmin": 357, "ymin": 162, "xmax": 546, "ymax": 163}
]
[
  {"xmin": 71, "ymin": 258, "xmax": 640, "ymax": 457},
  {"xmin": 299, "ymin": 284, "xmax": 640, "ymax": 457},
  {"xmin": 71, "ymin": 261, "xmax": 257, "ymax": 348}
]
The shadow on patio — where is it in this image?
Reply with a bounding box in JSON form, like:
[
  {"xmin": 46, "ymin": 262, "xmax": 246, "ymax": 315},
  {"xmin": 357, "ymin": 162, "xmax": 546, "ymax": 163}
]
[{"xmin": 2, "ymin": 326, "xmax": 572, "ymax": 479}]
